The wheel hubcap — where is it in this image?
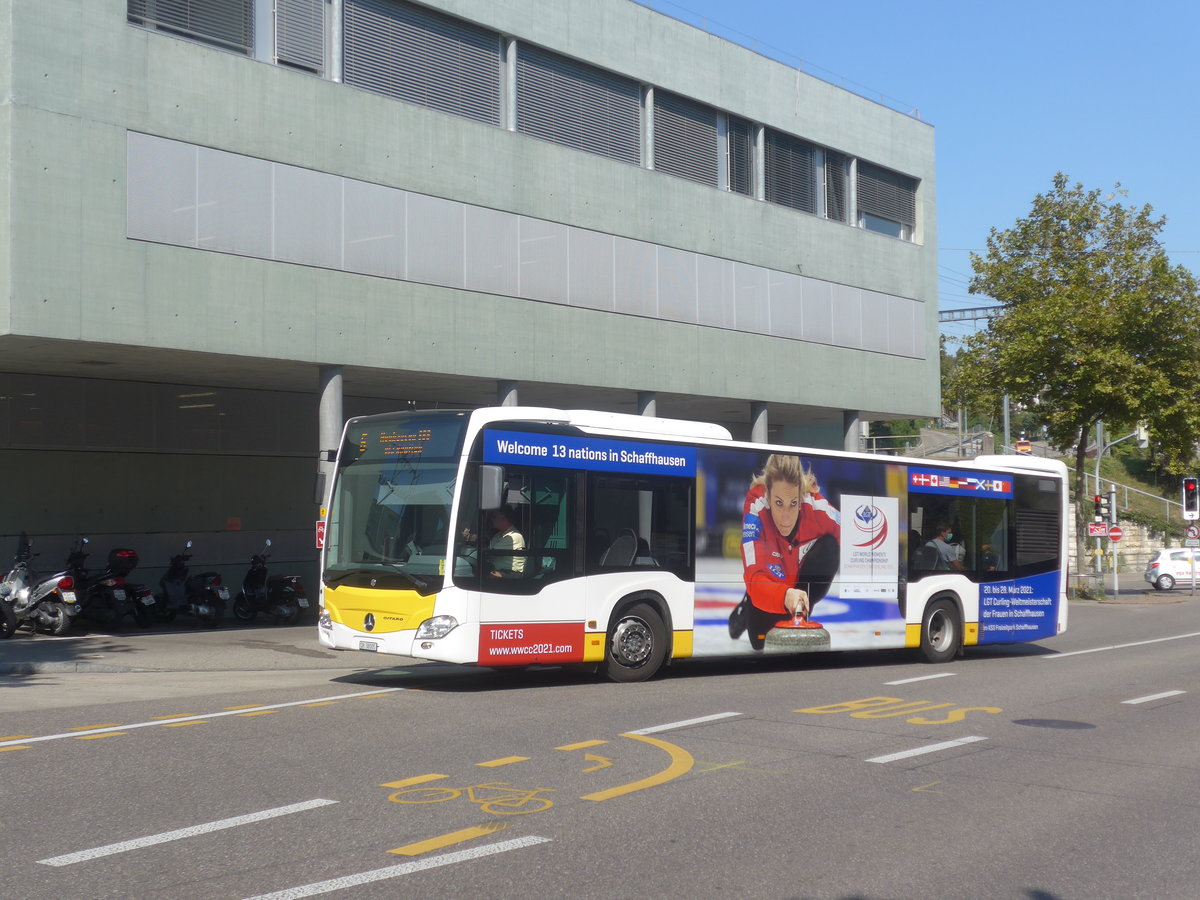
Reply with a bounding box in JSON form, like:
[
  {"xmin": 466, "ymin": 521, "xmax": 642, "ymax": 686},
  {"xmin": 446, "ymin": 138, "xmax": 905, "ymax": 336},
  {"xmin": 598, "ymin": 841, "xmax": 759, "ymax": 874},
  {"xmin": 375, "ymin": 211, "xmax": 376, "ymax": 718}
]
[
  {"xmin": 612, "ymin": 617, "xmax": 653, "ymax": 667},
  {"xmin": 929, "ymin": 610, "xmax": 950, "ymax": 652}
]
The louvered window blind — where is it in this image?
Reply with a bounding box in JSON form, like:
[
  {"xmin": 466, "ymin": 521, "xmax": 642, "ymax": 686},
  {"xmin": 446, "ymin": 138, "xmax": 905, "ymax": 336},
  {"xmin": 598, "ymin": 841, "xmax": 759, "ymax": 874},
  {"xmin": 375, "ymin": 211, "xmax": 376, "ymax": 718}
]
[
  {"xmin": 128, "ymin": 0, "xmax": 253, "ymax": 55},
  {"xmin": 515, "ymin": 45, "xmax": 640, "ymax": 165},
  {"xmin": 824, "ymin": 149, "xmax": 848, "ymax": 223},
  {"xmin": 764, "ymin": 129, "xmax": 816, "ymax": 214},
  {"xmin": 653, "ymin": 91, "xmax": 718, "ymax": 187},
  {"xmin": 857, "ymin": 161, "xmax": 917, "ymax": 229},
  {"xmin": 343, "ymin": 0, "xmax": 501, "ymax": 126},
  {"xmin": 727, "ymin": 117, "xmax": 754, "ymax": 196},
  {"xmin": 276, "ymin": 0, "xmax": 324, "ymax": 74}
]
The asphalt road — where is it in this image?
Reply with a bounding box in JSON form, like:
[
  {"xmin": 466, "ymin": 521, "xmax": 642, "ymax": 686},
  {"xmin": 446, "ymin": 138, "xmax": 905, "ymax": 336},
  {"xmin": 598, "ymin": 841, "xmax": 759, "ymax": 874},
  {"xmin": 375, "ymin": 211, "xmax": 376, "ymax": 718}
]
[{"xmin": 3, "ymin": 596, "xmax": 1200, "ymax": 899}]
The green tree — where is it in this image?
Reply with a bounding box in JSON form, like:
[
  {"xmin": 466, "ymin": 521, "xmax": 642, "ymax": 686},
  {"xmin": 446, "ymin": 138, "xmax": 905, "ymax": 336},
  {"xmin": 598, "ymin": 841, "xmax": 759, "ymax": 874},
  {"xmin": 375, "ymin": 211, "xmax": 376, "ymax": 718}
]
[{"xmin": 949, "ymin": 173, "xmax": 1200, "ymax": 538}]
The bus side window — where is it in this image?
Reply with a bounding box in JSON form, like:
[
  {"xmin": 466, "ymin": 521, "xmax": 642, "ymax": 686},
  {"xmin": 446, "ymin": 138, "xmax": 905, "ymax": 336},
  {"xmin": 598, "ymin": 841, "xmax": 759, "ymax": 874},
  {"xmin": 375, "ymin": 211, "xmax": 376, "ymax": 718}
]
[{"xmin": 586, "ymin": 473, "xmax": 692, "ymax": 578}]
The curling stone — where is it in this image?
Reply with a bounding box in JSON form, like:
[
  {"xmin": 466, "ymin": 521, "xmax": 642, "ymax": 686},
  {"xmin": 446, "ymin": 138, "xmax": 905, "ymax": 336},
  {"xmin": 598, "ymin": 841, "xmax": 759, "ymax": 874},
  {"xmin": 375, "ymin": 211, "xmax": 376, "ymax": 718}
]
[{"xmin": 763, "ymin": 615, "xmax": 830, "ymax": 653}]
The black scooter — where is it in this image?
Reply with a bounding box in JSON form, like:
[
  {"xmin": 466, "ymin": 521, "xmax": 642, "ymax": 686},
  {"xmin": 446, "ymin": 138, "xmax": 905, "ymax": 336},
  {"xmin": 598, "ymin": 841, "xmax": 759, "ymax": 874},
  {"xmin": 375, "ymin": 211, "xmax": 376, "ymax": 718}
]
[
  {"xmin": 155, "ymin": 540, "xmax": 228, "ymax": 628},
  {"xmin": 232, "ymin": 539, "xmax": 309, "ymax": 625}
]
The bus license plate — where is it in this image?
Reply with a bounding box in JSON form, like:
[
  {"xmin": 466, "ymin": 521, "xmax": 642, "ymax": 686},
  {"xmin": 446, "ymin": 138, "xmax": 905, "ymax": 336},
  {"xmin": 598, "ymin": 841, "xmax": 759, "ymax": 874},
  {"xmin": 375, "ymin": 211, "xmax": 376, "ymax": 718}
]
[{"xmin": 358, "ymin": 640, "xmax": 378, "ymax": 652}]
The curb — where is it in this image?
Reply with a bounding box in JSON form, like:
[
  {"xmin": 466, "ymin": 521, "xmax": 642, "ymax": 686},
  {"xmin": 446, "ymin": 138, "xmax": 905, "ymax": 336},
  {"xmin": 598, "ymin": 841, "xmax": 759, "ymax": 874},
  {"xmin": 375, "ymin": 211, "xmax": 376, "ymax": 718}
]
[{"xmin": 0, "ymin": 661, "xmax": 146, "ymax": 675}]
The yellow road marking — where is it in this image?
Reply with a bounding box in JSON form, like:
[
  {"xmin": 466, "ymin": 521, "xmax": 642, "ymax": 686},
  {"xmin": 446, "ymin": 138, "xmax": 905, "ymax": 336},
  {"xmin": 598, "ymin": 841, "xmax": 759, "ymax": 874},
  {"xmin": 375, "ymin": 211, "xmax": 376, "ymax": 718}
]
[
  {"xmin": 302, "ymin": 701, "xmax": 338, "ymax": 707},
  {"xmin": 161, "ymin": 721, "xmax": 205, "ymax": 728},
  {"xmin": 236, "ymin": 711, "xmax": 277, "ymax": 717},
  {"xmin": 76, "ymin": 733, "xmax": 127, "ymax": 740},
  {"xmin": 913, "ymin": 782, "xmax": 943, "ymax": 793},
  {"xmin": 582, "ymin": 754, "xmax": 612, "ymax": 772},
  {"xmin": 351, "ymin": 693, "xmax": 392, "ymax": 700},
  {"xmin": 581, "ymin": 733, "xmax": 693, "ymax": 802},
  {"xmin": 556, "ymin": 739, "xmax": 608, "ymax": 751},
  {"xmin": 389, "ymin": 823, "xmax": 508, "ymax": 857},
  {"xmin": 476, "ymin": 756, "xmax": 529, "ymax": 768},
  {"xmin": 223, "ymin": 705, "xmax": 260, "ymax": 711},
  {"xmin": 694, "ymin": 760, "xmax": 749, "ymax": 773},
  {"xmin": 0, "ymin": 746, "xmax": 31, "ymax": 752},
  {"xmin": 71, "ymin": 724, "xmax": 121, "ymax": 730},
  {"xmin": 0, "ymin": 735, "xmax": 33, "ymax": 741},
  {"xmin": 151, "ymin": 715, "xmax": 195, "ymax": 720},
  {"xmin": 381, "ymin": 773, "xmax": 448, "ymax": 789}
]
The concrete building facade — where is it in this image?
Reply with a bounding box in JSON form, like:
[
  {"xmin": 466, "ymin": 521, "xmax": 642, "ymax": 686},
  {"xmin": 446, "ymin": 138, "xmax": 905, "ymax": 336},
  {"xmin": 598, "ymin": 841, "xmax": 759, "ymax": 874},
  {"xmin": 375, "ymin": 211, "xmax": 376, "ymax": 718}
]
[{"xmin": 0, "ymin": 0, "xmax": 937, "ymax": 585}]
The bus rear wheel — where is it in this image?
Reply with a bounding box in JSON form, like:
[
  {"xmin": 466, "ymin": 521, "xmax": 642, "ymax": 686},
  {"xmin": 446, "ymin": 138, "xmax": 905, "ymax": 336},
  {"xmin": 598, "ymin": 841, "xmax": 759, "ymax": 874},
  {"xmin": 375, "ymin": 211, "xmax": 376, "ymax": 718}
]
[
  {"xmin": 920, "ymin": 598, "xmax": 961, "ymax": 664},
  {"xmin": 605, "ymin": 602, "xmax": 667, "ymax": 683}
]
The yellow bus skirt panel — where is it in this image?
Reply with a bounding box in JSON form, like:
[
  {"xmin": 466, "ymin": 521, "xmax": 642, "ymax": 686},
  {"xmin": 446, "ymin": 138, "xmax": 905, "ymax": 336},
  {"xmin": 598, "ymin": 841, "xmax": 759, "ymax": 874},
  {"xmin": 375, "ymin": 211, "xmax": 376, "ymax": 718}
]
[{"xmin": 671, "ymin": 630, "xmax": 694, "ymax": 659}]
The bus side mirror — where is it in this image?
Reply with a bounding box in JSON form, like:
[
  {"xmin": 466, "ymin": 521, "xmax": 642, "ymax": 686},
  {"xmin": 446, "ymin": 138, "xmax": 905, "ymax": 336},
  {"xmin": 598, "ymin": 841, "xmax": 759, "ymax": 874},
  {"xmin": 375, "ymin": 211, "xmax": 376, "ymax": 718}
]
[
  {"xmin": 480, "ymin": 465, "xmax": 504, "ymax": 511},
  {"xmin": 313, "ymin": 471, "xmax": 327, "ymax": 505}
]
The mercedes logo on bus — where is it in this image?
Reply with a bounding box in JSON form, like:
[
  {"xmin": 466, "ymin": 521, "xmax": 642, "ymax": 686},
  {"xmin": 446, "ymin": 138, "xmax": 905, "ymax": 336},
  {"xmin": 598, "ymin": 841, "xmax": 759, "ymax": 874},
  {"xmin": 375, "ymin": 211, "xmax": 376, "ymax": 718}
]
[{"xmin": 363, "ymin": 613, "xmax": 376, "ymax": 632}]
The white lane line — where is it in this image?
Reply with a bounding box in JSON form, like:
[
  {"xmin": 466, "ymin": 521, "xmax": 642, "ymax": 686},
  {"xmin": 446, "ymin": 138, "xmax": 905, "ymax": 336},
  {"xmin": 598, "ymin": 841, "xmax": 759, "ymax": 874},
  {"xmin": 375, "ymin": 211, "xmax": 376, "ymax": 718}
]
[
  {"xmin": 1045, "ymin": 631, "xmax": 1200, "ymax": 659},
  {"xmin": 866, "ymin": 735, "xmax": 988, "ymax": 764},
  {"xmin": 628, "ymin": 712, "xmax": 742, "ymax": 735},
  {"xmin": 0, "ymin": 688, "xmax": 402, "ymax": 749},
  {"xmin": 884, "ymin": 672, "xmax": 956, "ymax": 685},
  {"xmin": 38, "ymin": 799, "xmax": 338, "ymax": 867},
  {"xmin": 240, "ymin": 836, "xmax": 551, "ymax": 900},
  {"xmin": 1122, "ymin": 690, "xmax": 1186, "ymax": 705}
]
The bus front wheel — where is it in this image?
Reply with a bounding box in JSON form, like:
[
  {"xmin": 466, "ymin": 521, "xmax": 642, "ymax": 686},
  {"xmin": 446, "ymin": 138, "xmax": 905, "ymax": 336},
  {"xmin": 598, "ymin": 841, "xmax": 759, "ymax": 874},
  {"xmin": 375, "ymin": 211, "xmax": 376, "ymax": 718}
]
[
  {"xmin": 919, "ymin": 598, "xmax": 961, "ymax": 664},
  {"xmin": 605, "ymin": 602, "xmax": 667, "ymax": 683}
]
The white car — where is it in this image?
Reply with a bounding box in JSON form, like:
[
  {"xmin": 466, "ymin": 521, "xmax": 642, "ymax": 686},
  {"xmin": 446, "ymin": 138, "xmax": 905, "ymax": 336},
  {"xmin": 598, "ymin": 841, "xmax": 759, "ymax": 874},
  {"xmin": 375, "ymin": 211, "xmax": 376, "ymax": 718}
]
[{"xmin": 1144, "ymin": 548, "xmax": 1200, "ymax": 590}]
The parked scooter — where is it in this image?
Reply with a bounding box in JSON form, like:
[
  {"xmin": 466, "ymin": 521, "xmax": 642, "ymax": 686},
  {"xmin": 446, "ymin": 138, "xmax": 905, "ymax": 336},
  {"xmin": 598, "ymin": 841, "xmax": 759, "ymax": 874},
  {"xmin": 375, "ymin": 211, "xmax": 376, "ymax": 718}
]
[
  {"xmin": 232, "ymin": 539, "xmax": 309, "ymax": 625},
  {"xmin": 0, "ymin": 532, "xmax": 37, "ymax": 636},
  {"xmin": 74, "ymin": 544, "xmax": 142, "ymax": 630},
  {"xmin": 155, "ymin": 540, "xmax": 228, "ymax": 628},
  {"xmin": 8, "ymin": 537, "xmax": 89, "ymax": 635}
]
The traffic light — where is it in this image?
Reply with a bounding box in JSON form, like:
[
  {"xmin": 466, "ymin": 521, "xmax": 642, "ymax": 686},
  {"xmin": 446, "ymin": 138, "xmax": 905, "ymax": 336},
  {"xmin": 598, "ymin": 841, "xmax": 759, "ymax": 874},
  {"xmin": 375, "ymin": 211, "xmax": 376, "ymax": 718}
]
[
  {"xmin": 1183, "ymin": 477, "xmax": 1200, "ymax": 521},
  {"xmin": 1095, "ymin": 493, "xmax": 1111, "ymax": 524}
]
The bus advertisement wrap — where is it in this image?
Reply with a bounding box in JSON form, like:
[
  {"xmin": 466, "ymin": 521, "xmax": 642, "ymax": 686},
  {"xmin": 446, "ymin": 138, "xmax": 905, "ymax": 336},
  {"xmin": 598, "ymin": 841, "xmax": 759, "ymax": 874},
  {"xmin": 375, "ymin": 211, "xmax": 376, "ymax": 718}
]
[
  {"xmin": 978, "ymin": 571, "xmax": 1059, "ymax": 642},
  {"xmin": 483, "ymin": 429, "xmax": 695, "ymax": 477}
]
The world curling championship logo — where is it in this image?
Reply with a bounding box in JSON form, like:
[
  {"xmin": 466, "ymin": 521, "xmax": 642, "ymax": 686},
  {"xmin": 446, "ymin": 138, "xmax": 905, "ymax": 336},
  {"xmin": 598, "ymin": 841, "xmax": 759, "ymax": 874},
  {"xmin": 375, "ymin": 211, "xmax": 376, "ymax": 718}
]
[{"xmin": 853, "ymin": 504, "xmax": 888, "ymax": 550}]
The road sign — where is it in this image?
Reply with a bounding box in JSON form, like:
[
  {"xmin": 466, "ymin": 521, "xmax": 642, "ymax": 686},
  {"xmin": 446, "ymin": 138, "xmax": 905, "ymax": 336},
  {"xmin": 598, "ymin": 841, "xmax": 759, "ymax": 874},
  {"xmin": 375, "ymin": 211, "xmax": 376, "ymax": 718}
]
[
  {"xmin": 1187, "ymin": 524, "xmax": 1200, "ymax": 540},
  {"xmin": 1108, "ymin": 525, "xmax": 1123, "ymax": 542},
  {"xmin": 1087, "ymin": 522, "xmax": 1109, "ymax": 537}
]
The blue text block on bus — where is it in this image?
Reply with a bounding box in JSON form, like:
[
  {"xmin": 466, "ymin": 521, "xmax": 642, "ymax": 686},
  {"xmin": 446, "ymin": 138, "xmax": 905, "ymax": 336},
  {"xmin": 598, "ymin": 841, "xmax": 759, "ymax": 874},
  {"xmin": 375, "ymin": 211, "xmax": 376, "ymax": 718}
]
[{"xmin": 483, "ymin": 430, "xmax": 696, "ymax": 477}]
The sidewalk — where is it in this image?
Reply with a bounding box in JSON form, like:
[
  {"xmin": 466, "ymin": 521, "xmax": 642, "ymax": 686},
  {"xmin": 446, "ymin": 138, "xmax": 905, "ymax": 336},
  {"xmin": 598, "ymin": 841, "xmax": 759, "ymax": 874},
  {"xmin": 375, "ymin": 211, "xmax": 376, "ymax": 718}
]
[{"xmin": 0, "ymin": 623, "xmax": 400, "ymax": 676}]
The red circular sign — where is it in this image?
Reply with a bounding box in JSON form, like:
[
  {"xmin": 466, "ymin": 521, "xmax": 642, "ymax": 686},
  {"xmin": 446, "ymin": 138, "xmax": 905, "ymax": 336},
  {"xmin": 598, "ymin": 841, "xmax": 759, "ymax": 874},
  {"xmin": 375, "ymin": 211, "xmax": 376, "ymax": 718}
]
[{"xmin": 1109, "ymin": 526, "xmax": 1124, "ymax": 542}]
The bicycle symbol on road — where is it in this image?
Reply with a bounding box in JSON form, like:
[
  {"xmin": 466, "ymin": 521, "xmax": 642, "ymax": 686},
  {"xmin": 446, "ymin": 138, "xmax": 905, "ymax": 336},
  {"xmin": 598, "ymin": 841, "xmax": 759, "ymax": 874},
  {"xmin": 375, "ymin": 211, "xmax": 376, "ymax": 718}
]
[{"xmin": 388, "ymin": 781, "xmax": 555, "ymax": 815}]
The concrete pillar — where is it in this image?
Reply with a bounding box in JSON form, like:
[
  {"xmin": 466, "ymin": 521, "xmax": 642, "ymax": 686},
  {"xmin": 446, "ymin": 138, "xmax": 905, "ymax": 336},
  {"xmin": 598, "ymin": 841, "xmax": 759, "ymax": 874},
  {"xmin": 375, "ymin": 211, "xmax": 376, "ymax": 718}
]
[
  {"xmin": 637, "ymin": 391, "xmax": 657, "ymax": 417},
  {"xmin": 843, "ymin": 410, "xmax": 861, "ymax": 453},
  {"xmin": 318, "ymin": 365, "xmax": 344, "ymax": 508},
  {"xmin": 498, "ymin": 380, "xmax": 519, "ymax": 407},
  {"xmin": 750, "ymin": 401, "xmax": 768, "ymax": 443}
]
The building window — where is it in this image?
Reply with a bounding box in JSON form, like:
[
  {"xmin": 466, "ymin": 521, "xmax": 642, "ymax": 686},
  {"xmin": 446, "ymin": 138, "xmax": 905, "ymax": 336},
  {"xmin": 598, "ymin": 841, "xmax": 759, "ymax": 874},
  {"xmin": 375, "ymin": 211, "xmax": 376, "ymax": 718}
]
[
  {"xmin": 653, "ymin": 91, "xmax": 718, "ymax": 188},
  {"xmin": 858, "ymin": 161, "xmax": 917, "ymax": 240},
  {"xmin": 727, "ymin": 117, "xmax": 755, "ymax": 196},
  {"xmin": 515, "ymin": 44, "xmax": 641, "ymax": 165},
  {"xmin": 824, "ymin": 149, "xmax": 848, "ymax": 224},
  {"xmin": 764, "ymin": 129, "xmax": 816, "ymax": 215},
  {"xmin": 128, "ymin": 0, "xmax": 254, "ymax": 55},
  {"xmin": 343, "ymin": 0, "xmax": 501, "ymax": 126},
  {"xmin": 275, "ymin": 0, "xmax": 325, "ymax": 74}
]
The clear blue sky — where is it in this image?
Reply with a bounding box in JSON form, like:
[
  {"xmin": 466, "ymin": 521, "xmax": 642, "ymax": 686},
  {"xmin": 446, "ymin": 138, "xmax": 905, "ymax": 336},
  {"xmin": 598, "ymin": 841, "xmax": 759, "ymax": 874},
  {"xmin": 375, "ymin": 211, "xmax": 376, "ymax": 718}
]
[{"xmin": 636, "ymin": 0, "xmax": 1200, "ymax": 344}]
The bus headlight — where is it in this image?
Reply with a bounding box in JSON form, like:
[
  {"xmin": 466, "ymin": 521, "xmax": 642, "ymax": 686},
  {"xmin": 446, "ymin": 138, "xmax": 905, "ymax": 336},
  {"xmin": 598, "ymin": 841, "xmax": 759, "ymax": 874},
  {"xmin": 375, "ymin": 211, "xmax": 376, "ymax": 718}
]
[
  {"xmin": 415, "ymin": 615, "xmax": 458, "ymax": 640},
  {"xmin": 318, "ymin": 610, "xmax": 331, "ymax": 629}
]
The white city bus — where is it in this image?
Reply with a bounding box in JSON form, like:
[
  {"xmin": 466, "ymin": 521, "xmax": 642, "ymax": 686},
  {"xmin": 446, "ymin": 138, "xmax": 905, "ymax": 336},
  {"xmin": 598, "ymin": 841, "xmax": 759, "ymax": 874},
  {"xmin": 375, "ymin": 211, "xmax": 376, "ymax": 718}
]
[{"xmin": 317, "ymin": 407, "xmax": 1069, "ymax": 681}]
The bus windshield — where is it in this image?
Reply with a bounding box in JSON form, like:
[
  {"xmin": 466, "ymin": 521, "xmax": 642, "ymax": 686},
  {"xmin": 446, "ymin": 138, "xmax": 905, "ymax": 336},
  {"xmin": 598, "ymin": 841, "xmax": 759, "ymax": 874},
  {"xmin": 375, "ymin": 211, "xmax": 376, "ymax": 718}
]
[{"xmin": 324, "ymin": 411, "xmax": 469, "ymax": 595}]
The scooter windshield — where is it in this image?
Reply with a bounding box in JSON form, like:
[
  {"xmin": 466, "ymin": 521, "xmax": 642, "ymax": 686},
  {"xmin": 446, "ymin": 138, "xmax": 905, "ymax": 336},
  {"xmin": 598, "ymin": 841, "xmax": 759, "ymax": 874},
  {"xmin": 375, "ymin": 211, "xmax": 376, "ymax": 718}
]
[{"xmin": 324, "ymin": 411, "xmax": 468, "ymax": 596}]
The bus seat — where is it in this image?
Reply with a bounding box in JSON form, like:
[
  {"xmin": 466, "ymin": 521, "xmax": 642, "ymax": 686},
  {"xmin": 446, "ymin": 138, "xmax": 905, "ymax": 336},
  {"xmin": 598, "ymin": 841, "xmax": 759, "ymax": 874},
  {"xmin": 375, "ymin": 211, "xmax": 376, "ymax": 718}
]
[{"xmin": 599, "ymin": 528, "xmax": 638, "ymax": 567}]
